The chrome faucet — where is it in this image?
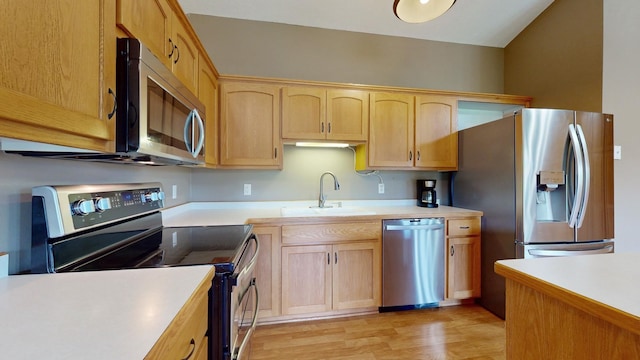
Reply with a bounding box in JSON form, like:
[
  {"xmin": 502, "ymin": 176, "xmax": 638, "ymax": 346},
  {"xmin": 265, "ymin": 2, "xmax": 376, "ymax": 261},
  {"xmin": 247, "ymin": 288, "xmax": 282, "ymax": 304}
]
[{"xmin": 318, "ymin": 171, "xmax": 340, "ymax": 208}]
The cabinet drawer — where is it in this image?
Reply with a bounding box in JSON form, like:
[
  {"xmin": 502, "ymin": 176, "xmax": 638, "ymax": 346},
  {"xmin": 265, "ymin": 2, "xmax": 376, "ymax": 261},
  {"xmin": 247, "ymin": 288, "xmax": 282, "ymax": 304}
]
[
  {"xmin": 282, "ymin": 221, "xmax": 381, "ymax": 244},
  {"xmin": 145, "ymin": 285, "xmax": 209, "ymax": 359},
  {"xmin": 448, "ymin": 218, "xmax": 481, "ymax": 236}
]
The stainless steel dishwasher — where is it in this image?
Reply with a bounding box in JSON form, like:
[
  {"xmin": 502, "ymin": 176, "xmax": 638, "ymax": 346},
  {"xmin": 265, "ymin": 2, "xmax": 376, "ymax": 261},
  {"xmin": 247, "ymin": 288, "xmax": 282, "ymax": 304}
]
[{"xmin": 381, "ymin": 218, "xmax": 445, "ymax": 310}]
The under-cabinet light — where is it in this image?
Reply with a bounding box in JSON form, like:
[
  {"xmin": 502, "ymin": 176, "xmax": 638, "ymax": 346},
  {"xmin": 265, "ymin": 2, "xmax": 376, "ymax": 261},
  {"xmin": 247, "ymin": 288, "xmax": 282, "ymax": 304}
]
[{"xmin": 295, "ymin": 142, "xmax": 350, "ymax": 148}]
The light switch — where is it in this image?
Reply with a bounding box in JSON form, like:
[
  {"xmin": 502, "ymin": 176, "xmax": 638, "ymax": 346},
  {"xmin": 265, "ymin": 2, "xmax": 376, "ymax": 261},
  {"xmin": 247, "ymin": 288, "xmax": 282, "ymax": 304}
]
[
  {"xmin": 244, "ymin": 184, "xmax": 252, "ymax": 196},
  {"xmin": 614, "ymin": 145, "xmax": 622, "ymax": 160}
]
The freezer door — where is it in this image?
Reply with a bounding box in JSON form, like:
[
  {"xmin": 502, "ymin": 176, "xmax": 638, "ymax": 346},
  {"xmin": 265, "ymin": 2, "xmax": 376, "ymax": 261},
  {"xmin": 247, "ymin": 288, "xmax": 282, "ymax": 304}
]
[
  {"xmin": 521, "ymin": 109, "xmax": 575, "ymax": 244},
  {"xmin": 574, "ymin": 112, "xmax": 615, "ymax": 242}
]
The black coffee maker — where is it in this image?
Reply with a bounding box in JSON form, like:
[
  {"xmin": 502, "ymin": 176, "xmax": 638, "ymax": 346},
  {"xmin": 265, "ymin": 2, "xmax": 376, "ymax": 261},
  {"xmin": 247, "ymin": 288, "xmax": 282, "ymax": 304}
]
[{"xmin": 417, "ymin": 179, "xmax": 438, "ymax": 208}]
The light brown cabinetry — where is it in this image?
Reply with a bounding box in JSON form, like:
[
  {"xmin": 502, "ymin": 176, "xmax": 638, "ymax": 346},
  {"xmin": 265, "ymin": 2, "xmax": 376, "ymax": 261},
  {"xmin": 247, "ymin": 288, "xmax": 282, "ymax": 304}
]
[
  {"xmin": 198, "ymin": 56, "xmax": 219, "ymax": 167},
  {"xmin": 280, "ymin": 222, "xmax": 381, "ymax": 316},
  {"xmin": 281, "ymin": 87, "xmax": 368, "ymax": 142},
  {"xmin": 0, "ymin": 0, "xmax": 116, "ymax": 152},
  {"xmin": 117, "ymin": 0, "xmax": 199, "ymax": 94},
  {"xmin": 446, "ymin": 218, "xmax": 481, "ymax": 299},
  {"xmin": 145, "ymin": 269, "xmax": 212, "ymax": 360},
  {"xmin": 219, "ymin": 81, "xmax": 282, "ymax": 169},
  {"xmin": 357, "ymin": 92, "xmax": 458, "ymax": 170},
  {"xmin": 251, "ymin": 225, "xmax": 281, "ymax": 320}
]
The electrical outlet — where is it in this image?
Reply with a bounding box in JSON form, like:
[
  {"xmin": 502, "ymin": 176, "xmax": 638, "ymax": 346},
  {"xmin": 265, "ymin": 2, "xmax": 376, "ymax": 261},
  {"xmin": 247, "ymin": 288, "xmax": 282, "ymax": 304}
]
[
  {"xmin": 378, "ymin": 183, "xmax": 385, "ymax": 194},
  {"xmin": 614, "ymin": 145, "xmax": 622, "ymax": 160},
  {"xmin": 243, "ymin": 184, "xmax": 252, "ymax": 196},
  {"xmin": 172, "ymin": 184, "xmax": 178, "ymax": 199}
]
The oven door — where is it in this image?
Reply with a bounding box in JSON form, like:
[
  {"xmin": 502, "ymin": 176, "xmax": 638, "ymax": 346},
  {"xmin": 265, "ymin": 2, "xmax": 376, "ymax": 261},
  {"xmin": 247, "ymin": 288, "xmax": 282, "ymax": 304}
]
[{"xmin": 230, "ymin": 235, "xmax": 259, "ymax": 360}]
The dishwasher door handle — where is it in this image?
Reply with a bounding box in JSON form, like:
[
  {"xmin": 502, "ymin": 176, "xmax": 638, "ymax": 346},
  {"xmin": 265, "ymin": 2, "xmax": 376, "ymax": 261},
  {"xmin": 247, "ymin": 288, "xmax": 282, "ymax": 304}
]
[{"xmin": 385, "ymin": 224, "xmax": 444, "ymax": 231}]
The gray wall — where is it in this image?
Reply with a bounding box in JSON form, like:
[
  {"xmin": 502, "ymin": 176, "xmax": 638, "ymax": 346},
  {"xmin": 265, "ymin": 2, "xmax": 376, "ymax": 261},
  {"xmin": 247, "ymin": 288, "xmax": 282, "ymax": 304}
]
[{"xmin": 188, "ymin": 15, "xmax": 506, "ymax": 93}]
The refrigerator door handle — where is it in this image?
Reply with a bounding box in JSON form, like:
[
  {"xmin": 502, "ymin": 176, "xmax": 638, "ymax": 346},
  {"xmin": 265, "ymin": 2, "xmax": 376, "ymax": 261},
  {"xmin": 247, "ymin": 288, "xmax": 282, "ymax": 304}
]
[
  {"xmin": 527, "ymin": 245, "xmax": 613, "ymax": 258},
  {"xmin": 567, "ymin": 124, "xmax": 585, "ymax": 228},
  {"xmin": 575, "ymin": 124, "xmax": 590, "ymax": 228}
]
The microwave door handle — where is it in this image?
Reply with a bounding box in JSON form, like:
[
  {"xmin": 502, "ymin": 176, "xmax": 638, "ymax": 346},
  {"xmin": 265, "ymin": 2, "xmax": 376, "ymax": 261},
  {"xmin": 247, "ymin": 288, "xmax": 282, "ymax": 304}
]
[
  {"xmin": 575, "ymin": 124, "xmax": 590, "ymax": 228},
  {"xmin": 183, "ymin": 110, "xmax": 194, "ymax": 154},
  {"xmin": 192, "ymin": 109, "xmax": 205, "ymax": 157},
  {"xmin": 567, "ymin": 124, "xmax": 584, "ymax": 228}
]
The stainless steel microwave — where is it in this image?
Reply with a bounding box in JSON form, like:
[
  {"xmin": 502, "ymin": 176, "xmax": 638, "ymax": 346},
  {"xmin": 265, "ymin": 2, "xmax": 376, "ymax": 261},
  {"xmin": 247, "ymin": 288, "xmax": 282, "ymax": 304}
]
[
  {"xmin": 114, "ymin": 37, "xmax": 205, "ymax": 165},
  {"xmin": 1, "ymin": 38, "xmax": 206, "ymax": 166}
]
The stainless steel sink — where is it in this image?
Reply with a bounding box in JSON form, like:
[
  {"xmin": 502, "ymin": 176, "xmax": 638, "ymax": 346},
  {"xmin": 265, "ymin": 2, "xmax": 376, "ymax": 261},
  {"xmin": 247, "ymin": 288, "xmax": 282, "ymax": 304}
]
[{"xmin": 280, "ymin": 206, "xmax": 376, "ymax": 217}]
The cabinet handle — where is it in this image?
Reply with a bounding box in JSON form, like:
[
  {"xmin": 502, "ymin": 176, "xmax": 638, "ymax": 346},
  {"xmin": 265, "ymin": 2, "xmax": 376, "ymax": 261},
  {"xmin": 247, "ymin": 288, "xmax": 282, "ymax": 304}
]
[
  {"xmin": 181, "ymin": 338, "xmax": 196, "ymax": 360},
  {"xmin": 409, "ymin": 151, "xmax": 413, "ymax": 161},
  {"xmin": 328, "ymin": 122, "xmax": 332, "ymax": 134},
  {"xmin": 168, "ymin": 38, "xmax": 175, "ymax": 58},
  {"xmin": 107, "ymin": 88, "xmax": 117, "ymax": 120},
  {"xmin": 274, "ymin": 147, "xmax": 278, "ymax": 159},
  {"xmin": 327, "ymin": 252, "xmax": 330, "ymax": 265},
  {"xmin": 459, "ymin": 226, "xmax": 470, "ymax": 230},
  {"xmin": 173, "ymin": 45, "xmax": 180, "ymax": 64},
  {"xmin": 321, "ymin": 122, "xmax": 325, "ymax": 133},
  {"xmin": 334, "ymin": 252, "xmax": 337, "ymax": 264},
  {"xmin": 417, "ymin": 150, "xmax": 420, "ymax": 161},
  {"xmin": 450, "ymin": 245, "xmax": 455, "ymax": 256}
]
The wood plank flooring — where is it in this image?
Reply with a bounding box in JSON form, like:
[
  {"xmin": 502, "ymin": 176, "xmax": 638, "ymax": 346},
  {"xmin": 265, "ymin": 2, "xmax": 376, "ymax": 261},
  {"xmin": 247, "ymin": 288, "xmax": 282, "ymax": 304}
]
[{"xmin": 249, "ymin": 304, "xmax": 505, "ymax": 359}]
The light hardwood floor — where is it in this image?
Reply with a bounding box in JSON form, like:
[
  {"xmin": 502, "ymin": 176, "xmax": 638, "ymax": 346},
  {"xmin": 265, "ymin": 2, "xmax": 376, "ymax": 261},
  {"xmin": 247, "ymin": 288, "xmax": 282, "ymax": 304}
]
[{"xmin": 249, "ymin": 304, "xmax": 505, "ymax": 359}]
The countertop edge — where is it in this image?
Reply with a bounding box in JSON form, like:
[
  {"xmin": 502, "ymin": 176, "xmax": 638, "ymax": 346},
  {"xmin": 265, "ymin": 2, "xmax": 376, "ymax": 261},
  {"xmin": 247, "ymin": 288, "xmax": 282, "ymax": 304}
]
[{"xmin": 495, "ymin": 260, "xmax": 640, "ymax": 337}]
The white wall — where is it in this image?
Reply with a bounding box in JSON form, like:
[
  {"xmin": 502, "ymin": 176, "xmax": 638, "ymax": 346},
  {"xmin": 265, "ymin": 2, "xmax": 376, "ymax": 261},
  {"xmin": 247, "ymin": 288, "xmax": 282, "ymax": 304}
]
[{"xmin": 603, "ymin": 0, "xmax": 640, "ymax": 252}]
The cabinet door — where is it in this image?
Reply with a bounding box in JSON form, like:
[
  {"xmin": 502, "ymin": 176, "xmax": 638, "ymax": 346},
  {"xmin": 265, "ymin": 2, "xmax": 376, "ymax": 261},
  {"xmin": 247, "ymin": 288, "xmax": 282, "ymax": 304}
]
[
  {"xmin": 252, "ymin": 226, "xmax": 281, "ymax": 320},
  {"xmin": 0, "ymin": 0, "xmax": 115, "ymax": 152},
  {"xmin": 117, "ymin": 0, "xmax": 173, "ymax": 68},
  {"xmin": 368, "ymin": 92, "xmax": 415, "ymax": 168},
  {"xmin": 281, "ymin": 87, "xmax": 326, "ymax": 140},
  {"xmin": 327, "ymin": 89, "xmax": 369, "ymax": 142},
  {"xmin": 332, "ymin": 242, "xmax": 381, "ymax": 310},
  {"xmin": 447, "ymin": 236, "xmax": 481, "ymax": 299},
  {"xmin": 219, "ymin": 82, "xmax": 282, "ymax": 168},
  {"xmin": 198, "ymin": 56, "xmax": 218, "ymax": 167},
  {"xmin": 171, "ymin": 15, "xmax": 199, "ymax": 95},
  {"xmin": 415, "ymin": 95, "xmax": 458, "ymax": 170},
  {"xmin": 281, "ymin": 245, "xmax": 332, "ymax": 315}
]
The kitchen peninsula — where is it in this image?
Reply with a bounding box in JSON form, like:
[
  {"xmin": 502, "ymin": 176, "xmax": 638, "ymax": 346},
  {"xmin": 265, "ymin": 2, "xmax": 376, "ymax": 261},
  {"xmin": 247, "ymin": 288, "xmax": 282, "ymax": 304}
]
[{"xmin": 495, "ymin": 253, "xmax": 640, "ymax": 359}]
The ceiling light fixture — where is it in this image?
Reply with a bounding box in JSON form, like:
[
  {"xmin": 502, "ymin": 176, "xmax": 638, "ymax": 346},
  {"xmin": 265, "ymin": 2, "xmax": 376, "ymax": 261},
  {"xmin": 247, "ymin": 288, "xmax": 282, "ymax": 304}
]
[{"xmin": 393, "ymin": 0, "xmax": 456, "ymax": 23}]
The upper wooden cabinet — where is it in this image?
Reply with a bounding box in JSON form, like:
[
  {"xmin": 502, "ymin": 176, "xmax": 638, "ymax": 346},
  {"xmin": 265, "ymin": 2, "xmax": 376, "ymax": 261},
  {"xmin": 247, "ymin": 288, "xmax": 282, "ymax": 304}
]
[
  {"xmin": 281, "ymin": 87, "xmax": 368, "ymax": 142},
  {"xmin": 219, "ymin": 81, "xmax": 282, "ymax": 169},
  {"xmin": 361, "ymin": 92, "xmax": 416, "ymax": 169},
  {"xmin": 357, "ymin": 92, "xmax": 458, "ymax": 170},
  {"xmin": 117, "ymin": 0, "xmax": 199, "ymax": 94},
  {"xmin": 415, "ymin": 95, "xmax": 458, "ymax": 170},
  {"xmin": 0, "ymin": 0, "xmax": 116, "ymax": 152},
  {"xmin": 198, "ymin": 55, "xmax": 219, "ymax": 167}
]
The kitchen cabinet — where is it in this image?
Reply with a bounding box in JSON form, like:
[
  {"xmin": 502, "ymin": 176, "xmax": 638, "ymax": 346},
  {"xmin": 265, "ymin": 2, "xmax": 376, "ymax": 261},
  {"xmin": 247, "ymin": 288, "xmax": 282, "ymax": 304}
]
[
  {"xmin": 446, "ymin": 218, "xmax": 481, "ymax": 299},
  {"xmin": 219, "ymin": 81, "xmax": 282, "ymax": 169},
  {"xmin": 145, "ymin": 268, "xmax": 212, "ymax": 360},
  {"xmin": 356, "ymin": 92, "xmax": 458, "ymax": 170},
  {"xmin": 281, "ymin": 87, "xmax": 369, "ymax": 142},
  {"xmin": 117, "ymin": 0, "xmax": 199, "ymax": 94},
  {"xmin": 198, "ymin": 55, "xmax": 219, "ymax": 167},
  {"xmin": 280, "ymin": 222, "xmax": 381, "ymax": 316},
  {"xmin": 0, "ymin": 0, "xmax": 116, "ymax": 152},
  {"xmin": 251, "ymin": 225, "xmax": 281, "ymax": 320}
]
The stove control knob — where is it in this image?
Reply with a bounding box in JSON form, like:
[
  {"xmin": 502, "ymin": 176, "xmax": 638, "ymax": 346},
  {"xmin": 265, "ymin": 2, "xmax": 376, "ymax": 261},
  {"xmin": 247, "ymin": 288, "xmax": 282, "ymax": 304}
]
[
  {"xmin": 72, "ymin": 199, "xmax": 95, "ymax": 216},
  {"xmin": 94, "ymin": 197, "xmax": 112, "ymax": 212},
  {"xmin": 156, "ymin": 191, "xmax": 165, "ymax": 201}
]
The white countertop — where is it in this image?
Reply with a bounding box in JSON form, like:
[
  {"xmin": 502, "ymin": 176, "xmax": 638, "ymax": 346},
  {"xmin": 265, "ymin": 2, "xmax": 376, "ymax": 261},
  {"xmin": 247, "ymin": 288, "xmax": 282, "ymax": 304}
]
[
  {"xmin": 495, "ymin": 253, "xmax": 640, "ymax": 332},
  {"xmin": 161, "ymin": 200, "xmax": 482, "ymax": 226},
  {"xmin": 0, "ymin": 266, "xmax": 213, "ymax": 359}
]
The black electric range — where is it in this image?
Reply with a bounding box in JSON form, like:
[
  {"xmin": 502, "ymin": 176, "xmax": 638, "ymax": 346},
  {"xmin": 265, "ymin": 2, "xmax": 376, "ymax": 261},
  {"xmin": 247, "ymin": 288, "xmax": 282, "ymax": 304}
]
[{"xmin": 30, "ymin": 183, "xmax": 258, "ymax": 360}]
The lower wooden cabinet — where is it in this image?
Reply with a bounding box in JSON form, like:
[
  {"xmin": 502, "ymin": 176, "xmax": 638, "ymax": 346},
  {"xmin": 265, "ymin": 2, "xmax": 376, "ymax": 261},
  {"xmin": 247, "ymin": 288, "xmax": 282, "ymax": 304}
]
[
  {"xmin": 446, "ymin": 218, "xmax": 482, "ymax": 299},
  {"xmin": 281, "ymin": 241, "xmax": 381, "ymax": 315},
  {"xmin": 252, "ymin": 225, "xmax": 281, "ymax": 320},
  {"xmin": 145, "ymin": 272, "xmax": 211, "ymax": 360}
]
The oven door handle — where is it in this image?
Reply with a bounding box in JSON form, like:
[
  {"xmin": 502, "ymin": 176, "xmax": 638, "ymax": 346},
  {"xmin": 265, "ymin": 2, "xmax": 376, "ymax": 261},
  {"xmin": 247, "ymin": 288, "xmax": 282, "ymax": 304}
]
[
  {"xmin": 233, "ymin": 279, "xmax": 259, "ymax": 360},
  {"xmin": 237, "ymin": 235, "xmax": 260, "ymax": 280}
]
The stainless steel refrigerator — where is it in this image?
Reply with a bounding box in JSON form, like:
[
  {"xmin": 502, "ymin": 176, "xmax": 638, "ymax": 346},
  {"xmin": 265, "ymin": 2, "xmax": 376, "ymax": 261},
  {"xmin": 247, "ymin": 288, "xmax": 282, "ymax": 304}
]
[{"xmin": 452, "ymin": 108, "xmax": 615, "ymax": 319}]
